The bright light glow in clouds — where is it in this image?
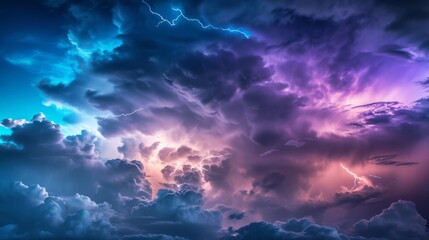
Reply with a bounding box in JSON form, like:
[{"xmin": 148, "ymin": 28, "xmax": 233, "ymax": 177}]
[{"xmin": 340, "ymin": 162, "xmax": 372, "ymax": 190}]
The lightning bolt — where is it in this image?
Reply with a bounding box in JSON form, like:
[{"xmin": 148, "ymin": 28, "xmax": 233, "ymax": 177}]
[
  {"xmin": 339, "ymin": 162, "xmax": 372, "ymax": 190},
  {"xmin": 103, "ymin": 108, "xmax": 143, "ymax": 118},
  {"xmin": 141, "ymin": 0, "xmax": 250, "ymax": 38},
  {"xmin": 200, "ymin": 153, "xmax": 231, "ymax": 162}
]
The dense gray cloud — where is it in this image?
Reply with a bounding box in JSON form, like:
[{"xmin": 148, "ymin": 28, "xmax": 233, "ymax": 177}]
[
  {"xmin": 0, "ymin": 181, "xmax": 115, "ymax": 239},
  {"xmin": 0, "ymin": 114, "xmax": 222, "ymax": 239},
  {"xmin": 165, "ymin": 50, "xmax": 274, "ymax": 104},
  {"xmin": 0, "ymin": 114, "xmax": 152, "ymax": 207},
  {"xmin": 130, "ymin": 189, "xmax": 222, "ymax": 240},
  {"xmin": 202, "ymin": 160, "xmax": 232, "ymax": 190},
  {"xmin": 222, "ymin": 219, "xmax": 352, "ymax": 240},
  {"xmin": 353, "ymin": 200, "xmax": 429, "ymax": 240},
  {"xmin": 223, "ymin": 201, "xmax": 429, "ymax": 240},
  {"xmin": 0, "ymin": 181, "xmax": 222, "ymax": 240},
  {"xmin": 173, "ymin": 165, "xmax": 203, "ymax": 186}
]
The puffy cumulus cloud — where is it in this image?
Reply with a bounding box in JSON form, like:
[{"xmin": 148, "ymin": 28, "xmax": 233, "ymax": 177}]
[
  {"xmin": 0, "ymin": 114, "xmax": 225, "ymax": 239},
  {"xmin": 0, "ymin": 118, "xmax": 27, "ymax": 128},
  {"xmin": 0, "ymin": 181, "xmax": 222, "ymax": 240},
  {"xmin": 160, "ymin": 164, "xmax": 203, "ymax": 188},
  {"xmin": 161, "ymin": 165, "xmax": 176, "ymax": 180},
  {"xmin": 221, "ymin": 219, "xmax": 351, "ymax": 240},
  {"xmin": 353, "ymin": 200, "xmax": 429, "ymax": 240},
  {"xmin": 98, "ymin": 159, "xmax": 152, "ymax": 206},
  {"xmin": 1, "ymin": 113, "xmax": 63, "ymax": 151},
  {"xmin": 0, "ymin": 114, "xmax": 152, "ymax": 208},
  {"xmin": 158, "ymin": 145, "xmax": 201, "ymax": 163},
  {"xmin": 202, "ymin": 160, "xmax": 232, "ymax": 190},
  {"xmin": 130, "ymin": 189, "xmax": 222, "ymax": 240},
  {"xmin": 0, "ymin": 181, "xmax": 115, "ymax": 239},
  {"xmin": 223, "ymin": 201, "xmax": 429, "ymax": 240},
  {"xmin": 158, "ymin": 150, "xmax": 236, "ymax": 191},
  {"xmin": 173, "ymin": 165, "xmax": 203, "ymax": 187}
]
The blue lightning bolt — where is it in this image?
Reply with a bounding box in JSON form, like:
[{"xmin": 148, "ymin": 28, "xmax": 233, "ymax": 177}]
[
  {"xmin": 102, "ymin": 108, "xmax": 143, "ymax": 118},
  {"xmin": 141, "ymin": 0, "xmax": 250, "ymax": 38}
]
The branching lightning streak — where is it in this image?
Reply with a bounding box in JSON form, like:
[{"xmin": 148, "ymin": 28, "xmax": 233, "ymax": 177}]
[
  {"xmin": 201, "ymin": 153, "xmax": 231, "ymax": 162},
  {"xmin": 339, "ymin": 162, "xmax": 371, "ymax": 190},
  {"xmin": 104, "ymin": 108, "xmax": 143, "ymax": 118},
  {"xmin": 141, "ymin": 0, "xmax": 250, "ymax": 38},
  {"xmin": 141, "ymin": 0, "xmax": 175, "ymax": 27}
]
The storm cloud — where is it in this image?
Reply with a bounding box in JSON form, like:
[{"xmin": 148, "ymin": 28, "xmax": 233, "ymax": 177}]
[{"xmin": 1, "ymin": 0, "xmax": 429, "ymax": 239}]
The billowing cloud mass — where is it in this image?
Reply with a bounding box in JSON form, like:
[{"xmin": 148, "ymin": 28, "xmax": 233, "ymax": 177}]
[{"xmin": 0, "ymin": 0, "xmax": 429, "ymax": 239}]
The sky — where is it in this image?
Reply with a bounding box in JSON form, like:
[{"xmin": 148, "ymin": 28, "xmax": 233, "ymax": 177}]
[{"xmin": 0, "ymin": 0, "xmax": 428, "ymax": 239}]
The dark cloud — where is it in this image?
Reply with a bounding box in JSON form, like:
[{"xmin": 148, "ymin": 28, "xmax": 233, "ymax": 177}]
[
  {"xmin": 1, "ymin": 118, "xmax": 26, "ymax": 128},
  {"xmin": 1, "ymin": 114, "xmax": 62, "ymax": 151},
  {"xmin": 86, "ymin": 90, "xmax": 136, "ymax": 115},
  {"xmin": 0, "ymin": 115, "xmax": 225, "ymax": 239},
  {"xmin": 368, "ymin": 154, "xmax": 419, "ymax": 166},
  {"xmin": 228, "ymin": 212, "xmax": 245, "ymax": 221},
  {"xmin": 202, "ymin": 160, "xmax": 231, "ymax": 190},
  {"xmin": 0, "ymin": 181, "xmax": 223, "ymax": 240},
  {"xmin": 224, "ymin": 201, "xmax": 429, "ymax": 239},
  {"xmin": 38, "ymin": 79, "xmax": 93, "ymax": 110},
  {"xmin": 0, "ymin": 181, "xmax": 115, "ymax": 239},
  {"xmin": 165, "ymin": 50, "xmax": 274, "ymax": 104},
  {"xmin": 0, "ymin": 115, "xmax": 152, "ymax": 208},
  {"xmin": 161, "ymin": 165, "xmax": 176, "ymax": 180},
  {"xmin": 131, "ymin": 189, "xmax": 222, "ymax": 240},
  {"xmin": 222, "ymin": 219, "xmax": 352, "ymax": 240},
  {"xmin": 173, "ymin": 165, "xmax": 203, "ymax": 186},
  {"xmin": 353, "ymin": 200, "xmax": 429, "ymax": 240}
]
